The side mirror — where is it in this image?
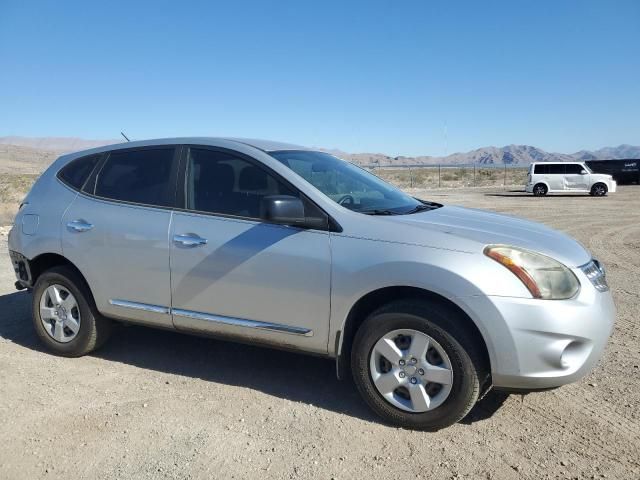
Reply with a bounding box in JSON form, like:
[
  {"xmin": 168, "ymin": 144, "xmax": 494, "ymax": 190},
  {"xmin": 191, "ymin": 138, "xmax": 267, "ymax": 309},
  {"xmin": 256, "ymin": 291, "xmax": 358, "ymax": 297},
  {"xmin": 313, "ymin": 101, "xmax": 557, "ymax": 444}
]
[
  {"xmin": 580, "ymin": 169, "xmax": 588, "ymax": 174},
  {"xmin": 261, "ymin": 195, "xmax": 329, "ymax": 230},
  {"xmin": 261, "ymin": 195, "xmax": 304, "ymax": 225}
]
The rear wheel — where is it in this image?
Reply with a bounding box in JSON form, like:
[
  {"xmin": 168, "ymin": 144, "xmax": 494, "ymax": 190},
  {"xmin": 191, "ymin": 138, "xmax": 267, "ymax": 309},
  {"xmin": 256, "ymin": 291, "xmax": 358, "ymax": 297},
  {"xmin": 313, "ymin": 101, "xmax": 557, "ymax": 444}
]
[
  {"xmin": 533, "ymin": 183, "xmax": 547, "ymax": 196},
  {"xmin": 590, "ymin": 183, "xmax": 608, "ymax": 196},
  {"xmin": 32, "ymin": 266, "xmax": 112, "ymax": 357},
  {"xmin": 351, "ymin": 300, "xmax": 487, "ymax": 430}
]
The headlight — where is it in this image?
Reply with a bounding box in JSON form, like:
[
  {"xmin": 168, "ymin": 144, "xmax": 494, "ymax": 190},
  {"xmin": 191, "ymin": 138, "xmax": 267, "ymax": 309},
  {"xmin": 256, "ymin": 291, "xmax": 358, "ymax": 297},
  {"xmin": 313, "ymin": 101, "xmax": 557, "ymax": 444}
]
[{"xmin": 484, "ymin": 245, "xmax": 580, "ymax": 300}]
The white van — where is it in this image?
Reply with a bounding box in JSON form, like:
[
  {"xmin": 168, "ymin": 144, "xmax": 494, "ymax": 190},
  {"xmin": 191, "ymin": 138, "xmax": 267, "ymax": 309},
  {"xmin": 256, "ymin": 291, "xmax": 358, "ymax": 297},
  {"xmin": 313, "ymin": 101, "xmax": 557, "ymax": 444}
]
[{"xmin": 526, "ymin": 162, "xmax": 616, "ymax": 196}]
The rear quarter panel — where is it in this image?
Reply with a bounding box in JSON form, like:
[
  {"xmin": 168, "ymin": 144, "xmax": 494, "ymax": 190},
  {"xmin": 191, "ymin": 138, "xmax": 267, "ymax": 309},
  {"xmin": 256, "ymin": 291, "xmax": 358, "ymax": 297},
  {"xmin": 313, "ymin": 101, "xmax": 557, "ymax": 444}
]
[{"xmin": 9, "ymin": 166, "xmax": 77, "ymax": 260}]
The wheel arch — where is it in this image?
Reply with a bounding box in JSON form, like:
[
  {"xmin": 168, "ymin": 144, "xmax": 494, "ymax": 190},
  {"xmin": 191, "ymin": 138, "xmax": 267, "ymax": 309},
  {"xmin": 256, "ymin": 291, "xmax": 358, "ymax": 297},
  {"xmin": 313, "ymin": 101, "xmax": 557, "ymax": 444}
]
[
  {"xmin": 29, "ymin": 253, "xmax": 95, "ymax": 300},
  {"xmin": 335, "ymin": 286, "xmax": 492, "ymax": 383}
]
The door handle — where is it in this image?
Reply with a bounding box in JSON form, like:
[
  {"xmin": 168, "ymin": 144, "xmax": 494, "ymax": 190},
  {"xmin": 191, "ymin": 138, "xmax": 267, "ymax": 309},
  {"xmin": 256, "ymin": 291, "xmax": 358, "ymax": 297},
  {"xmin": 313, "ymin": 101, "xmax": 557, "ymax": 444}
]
[
  {"xmin": 67, "ymin": 220, "xmax": 94, "ymax": 232},
  {"xmin": 173, "ymin": 234, "xmax": 208, "ymax": 247}
]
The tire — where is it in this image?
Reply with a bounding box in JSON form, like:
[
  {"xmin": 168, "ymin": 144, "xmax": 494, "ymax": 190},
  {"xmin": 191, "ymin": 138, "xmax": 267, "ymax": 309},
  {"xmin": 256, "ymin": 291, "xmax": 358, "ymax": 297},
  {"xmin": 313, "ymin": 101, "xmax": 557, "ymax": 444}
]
[
  {"xmin": 532, "ymin": 183, "xmax": 547, "ymax": 196},
  {"xmin": 590, "ymin": 183, "xmax": 608, "ymax": 197},
  {"xmin": 32, "ymin": 266, "xmax": 112, "ymax": 357},
  {"xmin": 351, "ymin": 300, "xmax": 487, "ymax": 430}
]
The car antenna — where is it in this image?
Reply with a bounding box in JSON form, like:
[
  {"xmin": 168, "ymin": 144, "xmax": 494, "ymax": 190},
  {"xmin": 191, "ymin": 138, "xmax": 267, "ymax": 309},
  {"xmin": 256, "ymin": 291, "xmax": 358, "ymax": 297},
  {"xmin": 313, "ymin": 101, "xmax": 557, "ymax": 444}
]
[{"xmin": 120, "ymin": 131, "xmax": 131, "ymax": 142}]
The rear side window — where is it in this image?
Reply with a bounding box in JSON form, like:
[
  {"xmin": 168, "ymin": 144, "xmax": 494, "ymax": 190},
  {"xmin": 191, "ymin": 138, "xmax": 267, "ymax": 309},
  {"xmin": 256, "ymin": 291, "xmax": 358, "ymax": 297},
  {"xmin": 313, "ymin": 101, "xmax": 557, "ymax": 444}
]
[
  {"xmin": 534, "ymin": 164, "xmax": 548, "ymax": 174},
  {"xmin": 186, "ymin": 148, "xmax": 297, "ymax": 218},
  {"xmin": 58, "ymin": 154, "xmax": 101, "ymax": 190},
  {"xmin": 95, "ymin": 148, "xmax": 175, "ymax": 207}
]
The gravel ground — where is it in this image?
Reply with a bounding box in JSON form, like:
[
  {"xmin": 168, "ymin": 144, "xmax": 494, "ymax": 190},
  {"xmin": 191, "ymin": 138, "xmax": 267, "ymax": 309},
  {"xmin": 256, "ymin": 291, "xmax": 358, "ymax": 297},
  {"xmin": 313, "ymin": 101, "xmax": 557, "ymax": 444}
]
[{"xmin": 0, "ymin": 187, "xmax": 638, "ymax": 480}]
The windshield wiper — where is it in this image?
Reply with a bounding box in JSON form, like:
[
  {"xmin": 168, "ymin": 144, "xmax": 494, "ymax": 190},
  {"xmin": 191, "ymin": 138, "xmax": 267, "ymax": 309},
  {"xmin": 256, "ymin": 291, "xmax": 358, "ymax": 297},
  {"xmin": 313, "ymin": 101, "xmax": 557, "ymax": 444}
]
[
  {"xmin": 404, "ymin": 204, "xmax": 435, "ymax": 214},
  {"xmin": 362, "ymin": 209, "xmax": 401, "ymax": 216}
]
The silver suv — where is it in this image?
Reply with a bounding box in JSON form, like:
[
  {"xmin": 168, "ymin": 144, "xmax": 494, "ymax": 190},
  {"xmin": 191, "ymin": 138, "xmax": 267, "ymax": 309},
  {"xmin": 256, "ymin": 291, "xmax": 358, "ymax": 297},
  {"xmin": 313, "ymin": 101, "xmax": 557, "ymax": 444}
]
[{"xmin": 8, "ymin": 138, "xmax": 615, "ymax": 430}]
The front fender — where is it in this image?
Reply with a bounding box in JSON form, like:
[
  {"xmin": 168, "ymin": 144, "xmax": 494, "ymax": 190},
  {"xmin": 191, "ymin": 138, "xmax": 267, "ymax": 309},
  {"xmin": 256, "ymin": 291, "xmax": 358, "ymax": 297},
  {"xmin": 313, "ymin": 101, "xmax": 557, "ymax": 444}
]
[{"xmin": 327, "ymin": 235, "xmax": 528, "ymax": 362}]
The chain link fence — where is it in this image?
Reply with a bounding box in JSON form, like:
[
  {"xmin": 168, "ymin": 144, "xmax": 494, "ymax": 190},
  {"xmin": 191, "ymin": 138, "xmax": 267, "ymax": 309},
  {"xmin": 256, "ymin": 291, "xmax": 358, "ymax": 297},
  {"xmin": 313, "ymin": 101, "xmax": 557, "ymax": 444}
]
[{"xmin": 363, "ymin": 164, "xmax": 528, "ymax": 190}]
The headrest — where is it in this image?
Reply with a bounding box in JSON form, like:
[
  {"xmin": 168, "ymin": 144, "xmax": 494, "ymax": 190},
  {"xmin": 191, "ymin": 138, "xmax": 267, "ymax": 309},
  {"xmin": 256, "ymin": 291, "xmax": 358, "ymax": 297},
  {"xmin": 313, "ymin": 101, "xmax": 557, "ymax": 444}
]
[{"xmin": 239, "ymin": 165, "xmax": 268, "ymax": 191}]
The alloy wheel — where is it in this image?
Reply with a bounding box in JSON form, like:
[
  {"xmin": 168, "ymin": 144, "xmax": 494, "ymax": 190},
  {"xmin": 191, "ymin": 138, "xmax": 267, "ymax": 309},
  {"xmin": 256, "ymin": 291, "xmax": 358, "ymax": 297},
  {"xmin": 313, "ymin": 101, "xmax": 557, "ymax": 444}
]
[
  {"xmin": 39, "ymin": 284, "xmax": 81, "ymax": 343},
  {"xmin": 369, "ymin": 329, "xmax": 454, "ymax": 413},
  {"xmin": 593, "ymin": 185, "xmax": 606, "ymax": 196},
  {"xmin": 534, "ymin": 185, "xmax": 546, "ymax": 196}
]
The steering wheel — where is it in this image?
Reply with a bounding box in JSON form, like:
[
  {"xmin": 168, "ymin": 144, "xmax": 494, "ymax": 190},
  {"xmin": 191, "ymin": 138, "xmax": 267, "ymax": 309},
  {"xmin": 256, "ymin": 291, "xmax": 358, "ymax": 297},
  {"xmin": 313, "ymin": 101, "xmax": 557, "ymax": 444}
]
[{"xmin": 337, "ymin": 194, "xmax": 355, "ymax": 207}]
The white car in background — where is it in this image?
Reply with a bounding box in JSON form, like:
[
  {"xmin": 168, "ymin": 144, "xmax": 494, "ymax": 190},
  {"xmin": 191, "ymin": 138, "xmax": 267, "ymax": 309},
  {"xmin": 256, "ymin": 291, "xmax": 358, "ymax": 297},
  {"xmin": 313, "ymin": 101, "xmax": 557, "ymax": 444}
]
[{"xmin": 526, "ymin": 162, "xmax": 616, "ymax": 196}]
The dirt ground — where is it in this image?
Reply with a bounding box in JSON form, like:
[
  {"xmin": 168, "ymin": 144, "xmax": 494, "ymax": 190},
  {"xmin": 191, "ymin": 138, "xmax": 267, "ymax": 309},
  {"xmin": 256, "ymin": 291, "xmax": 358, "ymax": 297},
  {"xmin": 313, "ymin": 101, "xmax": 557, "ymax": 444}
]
[{"xmin": 0, "ymin": 187, "xmax": 638, "ymax": 480}]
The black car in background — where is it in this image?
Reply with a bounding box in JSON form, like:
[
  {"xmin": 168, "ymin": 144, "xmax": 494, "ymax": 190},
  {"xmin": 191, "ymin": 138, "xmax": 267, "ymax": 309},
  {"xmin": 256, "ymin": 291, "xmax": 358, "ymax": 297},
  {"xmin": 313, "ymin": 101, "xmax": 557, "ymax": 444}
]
[{"xmin": 586, "ymin": 159, "xmax": 639, "ymax": 185}]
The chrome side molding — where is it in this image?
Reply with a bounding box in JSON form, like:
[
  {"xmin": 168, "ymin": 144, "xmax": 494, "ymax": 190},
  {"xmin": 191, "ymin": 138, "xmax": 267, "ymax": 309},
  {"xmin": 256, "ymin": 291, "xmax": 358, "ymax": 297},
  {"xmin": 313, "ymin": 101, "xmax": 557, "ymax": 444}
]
[
  {"xmin": 172, "ymin": 308, "xmax": 314, "ymax": 337},
  {"xmin": 109, "ymin": 299, "xmax": 170, "ymax": 315},
  {"xmin": 109, "ymin": 299, "xmax": 313, "ymax": 337}
]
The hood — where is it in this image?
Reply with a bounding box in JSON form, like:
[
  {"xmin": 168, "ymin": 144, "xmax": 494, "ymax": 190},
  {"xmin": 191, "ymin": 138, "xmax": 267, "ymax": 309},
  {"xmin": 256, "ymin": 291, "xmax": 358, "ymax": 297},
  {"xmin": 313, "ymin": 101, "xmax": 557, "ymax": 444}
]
[
  {"xmin": 381, "ymin": 205, "xmax": 591, "ymax": 267},
  {"xmin": 594, "ymin": 173, "xmax": 613, "ymax": 180}
]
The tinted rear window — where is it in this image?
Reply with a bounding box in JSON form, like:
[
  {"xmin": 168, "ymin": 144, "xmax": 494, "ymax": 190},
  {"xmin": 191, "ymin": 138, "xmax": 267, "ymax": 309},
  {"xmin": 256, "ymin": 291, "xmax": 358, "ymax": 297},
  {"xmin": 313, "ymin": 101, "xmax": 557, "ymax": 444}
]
[
  {"xmin": 548, "ymin": 164, "xmax": 564, "ymax": 174},
  {"xmin": 58, "ymin": 154, "xmax": 101, "ymax": 190},
  {"xmin": 95, "ymin": 148, "xmax": 175, "ymax": 207}
]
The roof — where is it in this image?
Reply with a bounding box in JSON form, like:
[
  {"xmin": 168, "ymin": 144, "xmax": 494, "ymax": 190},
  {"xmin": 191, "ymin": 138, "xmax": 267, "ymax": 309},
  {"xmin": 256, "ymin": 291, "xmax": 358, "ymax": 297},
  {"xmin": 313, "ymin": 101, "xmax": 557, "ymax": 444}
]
[
  {"xmin": 530, "ymin": 161, "xmax": 585, "ymax": 164},
  {"xmin": 57, "ymin": 137, "xmax": 314, "ymax": 160},
  {"xmin": 220, "ymin": 137, "xmax": 310, "ymax": 152}
]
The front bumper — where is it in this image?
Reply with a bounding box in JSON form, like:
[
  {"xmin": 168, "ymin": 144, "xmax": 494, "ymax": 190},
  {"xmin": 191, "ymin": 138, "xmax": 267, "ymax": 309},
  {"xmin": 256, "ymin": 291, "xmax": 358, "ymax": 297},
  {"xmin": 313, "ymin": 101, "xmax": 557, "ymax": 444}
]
[{"xmin": 459, "ymin": 274, "xmax": 616, "ymax": 390}]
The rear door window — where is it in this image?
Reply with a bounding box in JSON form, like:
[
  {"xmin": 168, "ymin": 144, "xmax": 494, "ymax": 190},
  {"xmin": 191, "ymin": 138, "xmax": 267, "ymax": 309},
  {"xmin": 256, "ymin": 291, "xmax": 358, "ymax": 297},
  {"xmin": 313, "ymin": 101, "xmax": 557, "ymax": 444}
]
[
  {"xmin": 547, "ymin": 164, "xmax": 564, "ymax": 175},
  {"xmin": 94, "ymin": 148, "xmax": 176, "ymax": 207}
]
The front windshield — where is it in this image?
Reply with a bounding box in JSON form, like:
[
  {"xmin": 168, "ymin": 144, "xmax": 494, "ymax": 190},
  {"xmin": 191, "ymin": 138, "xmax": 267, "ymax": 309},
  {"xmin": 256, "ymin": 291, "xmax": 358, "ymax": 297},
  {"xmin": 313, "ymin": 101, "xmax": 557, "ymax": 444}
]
[{"xmin": 270, "ymin": 150, "xmax": 425, "ymax": 214}]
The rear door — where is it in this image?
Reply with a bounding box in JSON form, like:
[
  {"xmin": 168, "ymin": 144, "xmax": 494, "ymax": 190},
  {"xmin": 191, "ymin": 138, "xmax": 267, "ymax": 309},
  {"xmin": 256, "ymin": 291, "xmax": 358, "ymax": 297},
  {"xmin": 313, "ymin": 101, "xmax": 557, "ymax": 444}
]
[
  {"xmin": 61, "ymin": 146, "xmax": 180, "ymax": 328},
  {"xmin": 546, "ymin": 164, "xmax": 565, "ymax": 190},
  {"xmin": 168, "ymin": 146, "xmax": 331, "ymax": 353}
]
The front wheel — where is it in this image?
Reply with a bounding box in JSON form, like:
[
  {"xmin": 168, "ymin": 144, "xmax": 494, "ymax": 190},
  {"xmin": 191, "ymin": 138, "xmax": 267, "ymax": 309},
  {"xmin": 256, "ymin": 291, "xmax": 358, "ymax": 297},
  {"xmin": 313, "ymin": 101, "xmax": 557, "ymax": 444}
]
[
  {"xmin": 351, "ymin": 300, "xmax": 487, "ymax": 430},
  {"xmin": 590, "ymin": 183, "xmax": 608, "ymax": 196},
  {"xmin": 32, "ymin": 266, "xmax": 112, "ymax": 357}
]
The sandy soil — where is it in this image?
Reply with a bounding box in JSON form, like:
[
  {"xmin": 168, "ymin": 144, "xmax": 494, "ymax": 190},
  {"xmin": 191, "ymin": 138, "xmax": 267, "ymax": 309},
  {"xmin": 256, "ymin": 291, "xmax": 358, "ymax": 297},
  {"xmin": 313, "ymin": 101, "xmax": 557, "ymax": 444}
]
[{"xmin": 0, "ymin": 187, "xmax": 638, "ymax": 480}]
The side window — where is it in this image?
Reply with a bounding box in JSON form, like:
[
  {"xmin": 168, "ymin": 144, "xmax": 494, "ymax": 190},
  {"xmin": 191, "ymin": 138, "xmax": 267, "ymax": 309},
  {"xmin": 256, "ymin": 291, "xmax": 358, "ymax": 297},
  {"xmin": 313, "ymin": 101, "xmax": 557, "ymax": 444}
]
[
  {"xmin": 565, "ymin": 164, "xmax": 583, "ymax": 174},
  {"xmin": 57, "ymin": 154, "xmax": 101, "ymax": 190},
  {"xmin": 534, "ymin": 164, "xmax": 548, "ymax": 174},
  {"xmin": 548, "ymin": 164, "xmax": 564, "ymax": 175},
  {"xmin": 186, "ymin": 148, "xmax": 298, "ymax": 218},
  {"xmin": 95, "ymin": 148, "xmax": 175, "ymax": 207}
]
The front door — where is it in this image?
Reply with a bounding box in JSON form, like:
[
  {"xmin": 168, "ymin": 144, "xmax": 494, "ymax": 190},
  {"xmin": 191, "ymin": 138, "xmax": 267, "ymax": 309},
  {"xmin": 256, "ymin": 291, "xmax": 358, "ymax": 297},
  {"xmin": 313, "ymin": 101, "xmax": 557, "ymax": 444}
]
[
  {"xmin": 169, "ymin": 147, "xmax": 331, "ymax": 353},
  {"xmin": 563, "ymin": 164, "xmax": 589, "ymax": 190}
]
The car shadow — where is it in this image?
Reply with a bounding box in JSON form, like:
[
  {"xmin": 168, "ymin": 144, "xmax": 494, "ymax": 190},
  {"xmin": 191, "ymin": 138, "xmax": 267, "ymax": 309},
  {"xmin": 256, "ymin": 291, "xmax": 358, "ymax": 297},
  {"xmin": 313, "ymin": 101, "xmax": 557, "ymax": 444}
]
[{"xmin": 0, "ymin": 290, "xmax": 506, "ymax": 428}]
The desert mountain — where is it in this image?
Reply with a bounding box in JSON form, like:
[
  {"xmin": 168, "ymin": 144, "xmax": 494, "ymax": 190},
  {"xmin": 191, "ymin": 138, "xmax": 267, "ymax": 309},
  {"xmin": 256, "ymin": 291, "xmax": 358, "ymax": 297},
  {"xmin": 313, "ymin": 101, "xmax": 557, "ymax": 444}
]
[
  {"xmin": 0, "ymin": 136, "xmax": 120, "ymax": 153},
  {"xmin": 0, "ymin": 136, "xmax": 638, "ymax": 167},
  {"xmin": 322, "ymin": 144, "xmax": 640, "ymax": 166}
]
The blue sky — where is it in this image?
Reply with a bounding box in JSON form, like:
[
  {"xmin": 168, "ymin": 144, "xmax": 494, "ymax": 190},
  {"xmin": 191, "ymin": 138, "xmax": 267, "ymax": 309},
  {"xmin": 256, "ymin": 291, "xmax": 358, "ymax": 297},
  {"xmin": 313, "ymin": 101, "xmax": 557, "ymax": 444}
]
[{"xmin": 1, "ymin": 0, "xmax": 638, "ymax": 156}]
